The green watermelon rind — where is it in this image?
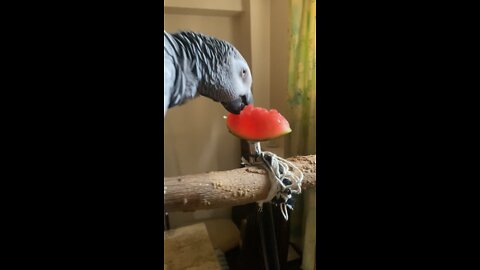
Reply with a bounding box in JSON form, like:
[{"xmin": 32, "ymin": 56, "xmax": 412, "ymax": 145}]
[{"xmin": 227, "ymin": 127, "xmax": 292, "ymax": 141}]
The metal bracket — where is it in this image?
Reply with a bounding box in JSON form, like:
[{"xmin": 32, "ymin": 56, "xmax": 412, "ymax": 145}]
[{"xmin": 246, "ymin": 141, "xmax": 262, "ymax": 164}]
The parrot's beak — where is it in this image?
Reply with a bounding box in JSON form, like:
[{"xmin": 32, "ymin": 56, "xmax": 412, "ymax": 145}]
[
  {"xmin": 222, "ymin": 98, "xmax": 244, "ymax": 114},
  {"xmin": 222, "ymin": 93, "xmax": 254, "ymax": 114}
]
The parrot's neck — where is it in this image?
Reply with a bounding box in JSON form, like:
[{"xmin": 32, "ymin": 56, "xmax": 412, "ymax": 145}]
[{"xmin": 169, "ymin": 67, "xmax": 201, "ymax": 109}]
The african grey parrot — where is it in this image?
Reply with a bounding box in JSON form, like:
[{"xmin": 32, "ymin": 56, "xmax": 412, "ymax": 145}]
[{"xmin": 164, "ymin": 31, "xmax": 254, "ymax": 117}]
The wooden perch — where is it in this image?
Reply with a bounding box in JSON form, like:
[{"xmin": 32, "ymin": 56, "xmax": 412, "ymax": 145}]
[{"xmin": 164, "ymin": 155, "xmax": 316, "ymax": 212}]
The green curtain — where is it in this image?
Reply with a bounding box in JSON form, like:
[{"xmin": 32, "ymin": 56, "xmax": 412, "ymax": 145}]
[
  {"xmin": 286, "ymin": 0, "xmax": 316, "ymax": 269},
  {"xmin": 286, "ymin": 0, "xmax": 316, "ymax": 158}
]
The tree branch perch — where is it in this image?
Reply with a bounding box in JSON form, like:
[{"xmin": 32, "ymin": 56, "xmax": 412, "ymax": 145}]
[{"xmin": 164, "ymin": 155, "xmax": 316, "ymax": 212}]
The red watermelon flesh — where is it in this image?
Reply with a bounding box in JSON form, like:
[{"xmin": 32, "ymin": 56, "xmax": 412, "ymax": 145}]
[{"xmin": 226, "ymin": 105, "xmax": 292, "ymax": 141}]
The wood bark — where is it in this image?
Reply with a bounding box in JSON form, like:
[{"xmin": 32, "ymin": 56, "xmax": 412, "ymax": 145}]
[{"xmin": 164, "ymin": 155, "xmax": 316, "ymax": 212}]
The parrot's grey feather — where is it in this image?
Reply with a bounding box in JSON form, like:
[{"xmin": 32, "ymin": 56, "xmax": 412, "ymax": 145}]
[{"xmin": 164, "ymin": 32, "xmax": 200, "ymax": 110}]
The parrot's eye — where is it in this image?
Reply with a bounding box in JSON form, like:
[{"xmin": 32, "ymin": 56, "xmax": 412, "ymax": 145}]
[{"xmin": 241, "ymin": 69, "xmax": 247, "ymax": 78}]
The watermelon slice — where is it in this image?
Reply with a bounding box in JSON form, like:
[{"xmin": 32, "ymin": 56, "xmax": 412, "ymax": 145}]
[{"xmin": 226, "ymin": 105, "xmax": 292, "ymax": 141}]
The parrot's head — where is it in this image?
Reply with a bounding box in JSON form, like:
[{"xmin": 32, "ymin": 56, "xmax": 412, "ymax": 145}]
[
  {"xmin": 179, "ymin": 32, "xmax": 253, "ymax": 114},
  {"xmin": 216, "ymin": 51, "xmax": 254, "ymax": 114}
]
